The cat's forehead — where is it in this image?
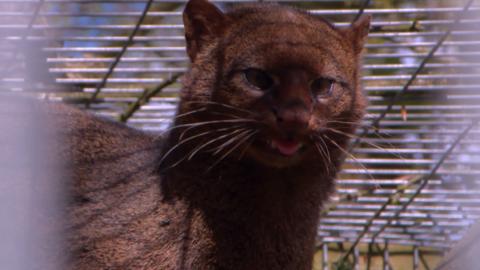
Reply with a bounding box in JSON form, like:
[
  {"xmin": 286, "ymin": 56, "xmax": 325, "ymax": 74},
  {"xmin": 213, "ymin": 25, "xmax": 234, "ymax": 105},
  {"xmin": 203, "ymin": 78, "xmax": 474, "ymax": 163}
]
[
  {"xmin": 222, "ymin": 5, "xmax": 353, "ymax": 77},
  {"xmin": 224, "ymin": 4, "xmax": 350, "ymax": 59},
  {"xmin": 227, "ymin": 4, "xmax": 336, "ymax": 34}
]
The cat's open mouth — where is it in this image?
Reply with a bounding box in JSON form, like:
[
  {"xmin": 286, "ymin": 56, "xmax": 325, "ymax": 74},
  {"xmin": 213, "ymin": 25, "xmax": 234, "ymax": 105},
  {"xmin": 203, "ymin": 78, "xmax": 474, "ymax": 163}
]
[
  {"xmin": 268, "ymin": 139, "xmax": 305, "ymax": 156},
  {"xmin": 246, "ymin": 137, "xmax": 309, "ymax": 167}
]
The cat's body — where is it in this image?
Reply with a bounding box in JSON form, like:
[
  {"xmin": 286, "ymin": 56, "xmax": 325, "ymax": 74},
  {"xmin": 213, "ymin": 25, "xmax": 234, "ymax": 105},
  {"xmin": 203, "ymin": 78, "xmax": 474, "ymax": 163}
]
[
  {"xmin": 50, "ymin": 102, "xmax": 326, "ymax": 270},
  {"xmin": 20, "ymin": 1, "xmax": 370, "ymax": 269}
]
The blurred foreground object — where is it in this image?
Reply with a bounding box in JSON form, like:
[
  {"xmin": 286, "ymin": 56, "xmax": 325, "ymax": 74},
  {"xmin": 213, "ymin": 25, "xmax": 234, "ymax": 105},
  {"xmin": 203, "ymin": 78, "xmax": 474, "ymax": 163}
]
[
  {"xmin": 436, "ymin": 221, "xmax": 480, "ymax": 270},
  {"xmin": 0, "ymin": 94, "xmax": 66, "ymax": 270}
]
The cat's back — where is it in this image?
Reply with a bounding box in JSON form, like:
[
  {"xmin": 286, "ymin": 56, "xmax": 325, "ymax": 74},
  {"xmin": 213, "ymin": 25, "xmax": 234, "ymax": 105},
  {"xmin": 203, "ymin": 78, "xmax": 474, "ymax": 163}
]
[
  {"xmin": 0, "ymin": 96, "xmax": 160, "ymax": 186},
  {"xmin": 1, "ymin": 95, "xmax": 185, "ymax": 269},
  {"xmin": 41, "ymin": 103, "xmax": 182, "ymax": 269},
  {"xmin": 0, "ymin": 94, "xmax": 158, "ymax": 161},
  {"xmin": 45, "ymin": 101, "xmax": 157, "ymax": 164}
]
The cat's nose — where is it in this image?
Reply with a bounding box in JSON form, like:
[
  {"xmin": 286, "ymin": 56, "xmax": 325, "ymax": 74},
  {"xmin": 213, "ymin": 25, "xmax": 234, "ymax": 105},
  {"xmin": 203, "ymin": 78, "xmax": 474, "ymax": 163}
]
[{"xmin": 272, "ymin": 106, "xmax": 309, "ymax": 131}]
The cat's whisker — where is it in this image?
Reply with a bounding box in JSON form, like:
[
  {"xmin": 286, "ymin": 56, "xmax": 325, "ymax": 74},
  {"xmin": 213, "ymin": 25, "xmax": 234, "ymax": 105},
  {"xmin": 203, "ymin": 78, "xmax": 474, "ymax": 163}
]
[
  {"xmin": 210, "ymin": 129, "xmax": 253, "ymax": 156},
  {"xmin": 153, "ymin": 108, "xmax": 211, "ymax": 139},
  {"xmin": 179, "ymin": 118, "xmax": 259, "ymax": 128},
  {"xmin": 327, "ymin": 120, "xmax": 400, "ymax": 149},
  {"xmin": 326, "ymin": 127, "xmax": 406, "ymax": 161},
  {"xmin": 364, "ymin": 130, "xmax": 401, "ymax": 151},
  {"xmin": 155, "ymin": 121, "xmax": 208, "ymax": 139},
  {"xmin": 318, "ymin": 135, "xmax": 332, "ymax": 163},
  {"xmin": 330, "ymin": 120, "xmax": 400, "ymax": 148},
  {"xmin": 317, "ymin": 136, "xmax": 332, "ymax": 176},
  {"xmin": 185, "ymin": 101, "xmax": 257, "ymax": 116},
  {"xmin": 326, "ymin": 120, "xmax": 366, "ymax": 127},
  {"xmin": 238, "ymin": 134, "xmax": 256, "ymax": 161},
  {"xmin": 179, "ymin": 124, "xmax": 201, "ymax": 141},
  {"xmin": 208, "ymin": 111, "xmax": 245, "ymax": 120},
  {"xmin": 163, "ymin": 126, "xmax": 254, "ymax": 170},
  {"xmin": 325, "ymin": 126, "xmax": 368, "ymax": 141},
  {"xmin": 188, "ymin": 127, "xmax": 248, "ymax": 161},
  {"xmin": 166, "ymin": 107, "xmax": 251, "ymax": 140},
  {"xmin": 173, "ymin": 107, "xmax": 208, "ymax": 120},
  {"xmin": 177, "ymin": 107, "xmax": 248, "ymax": 122},
  {"xmin": 177, "ymin": 118, "xmax": 257, "ymax": 140},
  {"xmin": 163, "ymin": 127, "xmax": 250, "ymax": 171},
  {"xmin": 323, "ymin": 121, "xmax": 388, "ymax": 153},
  {"xmin": 327, "ymin": 127, "xmax": 380, "ymax": 147},
  {"xmin": 207, "ymin": 130, "xmax": 258, "ymax": 172},
  {"xmin": 323, "ymin": 135, "xmax": 376, "ymax": 182},
  {"xmin": 159, "ymin": 128, "xmax": 228, "ymax": 168},
  {"xmin": 312, "ymin": 139, "xmax": 330, "ymax": 176},
  {"xmin": 331, "ymin": 119, "xmax": 404, "ymax": 151},
  {"xmin": 160, "ymin": 115, "xmax": 259, "ymax": 169},
  {"xmin": 165, "ymin": 118, "xmax": 259, "ymax": 136}
]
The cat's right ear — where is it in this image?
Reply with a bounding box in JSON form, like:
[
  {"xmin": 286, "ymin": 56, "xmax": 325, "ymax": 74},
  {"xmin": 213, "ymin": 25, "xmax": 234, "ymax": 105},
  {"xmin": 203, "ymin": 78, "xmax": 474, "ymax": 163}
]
[
  {"xmin": 341, "ymin": 14, "xmax": 371, "ymax": 55},
  {"xmin": 183, "ymin": 0, "xmax": 229, "ymax": 62}
]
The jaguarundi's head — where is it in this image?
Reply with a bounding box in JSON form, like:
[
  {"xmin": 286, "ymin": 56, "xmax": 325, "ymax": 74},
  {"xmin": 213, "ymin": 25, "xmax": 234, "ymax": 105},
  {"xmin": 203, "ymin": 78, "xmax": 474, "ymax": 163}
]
[{"xmin": 176, "ymin": 0, "xmax": 370, "ymax": 169}]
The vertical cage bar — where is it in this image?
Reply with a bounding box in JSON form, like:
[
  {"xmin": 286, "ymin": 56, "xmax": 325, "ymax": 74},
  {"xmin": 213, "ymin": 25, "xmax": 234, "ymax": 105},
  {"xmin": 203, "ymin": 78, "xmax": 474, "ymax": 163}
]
[
  {"xmin": 420, "ymin": 251, "xmax": 432, "ymax": 270},
  {"xmin": 24, "ymin": 0, "xmax": 45, "ymax": 39},
  {"xmin": 413, "ymin": 246, "xmax": 419, "ymax": 270},
  {"xmin": 383, "ymin": 241, "xmax": 390, "ymax": 270},
  {"xmin": 352, "ymin": 0, "xmax": 371, "ymax": 23},
  {"xmin": 383, "ymin": 240, "xmax": 391, "ymax": 270},
  {"xmin": 366, "ymin": 243, "xmax": 373, "ymax": 270},
  {"xmin": 2, "ymin": 0, "xmax": 45, "ymax": 78},
  {"xmin": 353, "ymin": 245, "xmax": 360, "ymax": 270},
  {"xmin": 322, "ymin": 244, "xmax": 329, "ymax": 270}
]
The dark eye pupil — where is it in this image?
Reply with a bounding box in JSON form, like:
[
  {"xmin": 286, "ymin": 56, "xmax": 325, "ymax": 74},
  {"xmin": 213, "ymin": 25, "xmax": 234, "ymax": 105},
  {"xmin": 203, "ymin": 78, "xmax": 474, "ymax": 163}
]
[
  {"xmin": 244, "ymin": 68, "xmax": 273, "ymax": 90},
  {"xmin": 311, "ymin": 78, "xmax": 334, "ymax": 96}
]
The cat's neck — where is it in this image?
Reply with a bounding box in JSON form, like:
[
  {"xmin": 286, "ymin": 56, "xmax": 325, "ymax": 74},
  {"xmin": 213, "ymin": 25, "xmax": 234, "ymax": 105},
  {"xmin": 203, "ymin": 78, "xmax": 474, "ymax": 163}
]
[{"xmin": 160, "ymin": 152, "xmax": 334, "ymax": 269}]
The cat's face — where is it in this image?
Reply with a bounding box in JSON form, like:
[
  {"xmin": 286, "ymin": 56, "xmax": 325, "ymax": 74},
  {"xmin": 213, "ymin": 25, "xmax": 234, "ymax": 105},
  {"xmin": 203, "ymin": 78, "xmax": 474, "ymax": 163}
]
[{"xmin": 179, "ymin": 0, "xmax": 370, "ymax": 168}]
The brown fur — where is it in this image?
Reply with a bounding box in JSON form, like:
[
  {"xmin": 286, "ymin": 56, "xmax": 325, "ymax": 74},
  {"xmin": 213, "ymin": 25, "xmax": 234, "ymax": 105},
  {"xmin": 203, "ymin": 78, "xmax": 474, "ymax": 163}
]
[{"xmin": 28, "ymin": 1, "xmax": 370, "ymax": 269}]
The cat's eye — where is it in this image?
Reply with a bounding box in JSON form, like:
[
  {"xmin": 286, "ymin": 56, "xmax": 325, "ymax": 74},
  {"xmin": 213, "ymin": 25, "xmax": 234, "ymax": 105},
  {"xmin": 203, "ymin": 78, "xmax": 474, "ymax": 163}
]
[
  {"xmin": 310, "ymin": 78, "xmax": 335, "ymax": 98},
  {"xmin": 243, "ymin": 68, "xmax": 274, "ymax": 91}
]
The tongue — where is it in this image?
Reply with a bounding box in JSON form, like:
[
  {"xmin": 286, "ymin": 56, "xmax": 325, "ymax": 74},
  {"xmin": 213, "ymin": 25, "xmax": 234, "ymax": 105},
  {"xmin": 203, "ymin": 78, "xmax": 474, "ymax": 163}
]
[{"xmin": 272, "ymin": 139, "xmax": 301, "ymax": 156}]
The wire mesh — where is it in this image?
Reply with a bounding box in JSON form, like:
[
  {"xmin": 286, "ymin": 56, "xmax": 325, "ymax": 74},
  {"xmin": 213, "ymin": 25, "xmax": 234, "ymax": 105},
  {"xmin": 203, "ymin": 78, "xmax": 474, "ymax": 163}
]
[{"xmin": 1, "ymin": 0, "xmax": 480, "ymax": 267}]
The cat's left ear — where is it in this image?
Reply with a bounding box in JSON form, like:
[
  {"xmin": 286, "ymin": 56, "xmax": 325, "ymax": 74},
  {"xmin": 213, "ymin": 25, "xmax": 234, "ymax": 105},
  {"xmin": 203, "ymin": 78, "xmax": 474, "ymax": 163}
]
[
  {"xmin": 183, "ymin": 0, "xmax": 229, "ymax": 62},
  {"xmin": 343, "ymin": 15, "xmax": 371, "ymax": 55}
]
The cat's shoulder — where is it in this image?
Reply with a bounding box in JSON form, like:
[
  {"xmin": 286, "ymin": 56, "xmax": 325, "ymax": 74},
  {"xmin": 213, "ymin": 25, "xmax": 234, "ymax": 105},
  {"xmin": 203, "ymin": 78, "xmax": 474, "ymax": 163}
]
[
  {"xmin": 0, "ymin": 94, "xmax": 160, "ymax": 163},
  {"xmin": 46, "ymin": 101, "xmax": 152, "ymax": 142},
  {"xmin": 45, "ymin": 101, "xmax": 159, "ymax": 163}
]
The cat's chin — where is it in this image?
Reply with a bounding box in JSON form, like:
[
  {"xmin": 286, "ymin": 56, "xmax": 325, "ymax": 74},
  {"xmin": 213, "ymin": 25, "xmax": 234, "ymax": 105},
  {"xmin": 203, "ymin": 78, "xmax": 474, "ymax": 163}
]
[{"xmin": 245, "ymin": 139, "xmax": 310, "ymax": 168}]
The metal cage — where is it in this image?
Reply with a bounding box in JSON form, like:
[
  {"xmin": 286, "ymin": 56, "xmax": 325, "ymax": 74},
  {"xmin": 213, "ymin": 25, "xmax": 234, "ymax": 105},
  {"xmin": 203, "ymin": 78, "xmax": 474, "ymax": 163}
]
[{"xmin": 1, "ymin": 0, "xmax": 479, "ymax": 269}]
